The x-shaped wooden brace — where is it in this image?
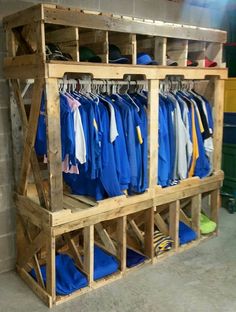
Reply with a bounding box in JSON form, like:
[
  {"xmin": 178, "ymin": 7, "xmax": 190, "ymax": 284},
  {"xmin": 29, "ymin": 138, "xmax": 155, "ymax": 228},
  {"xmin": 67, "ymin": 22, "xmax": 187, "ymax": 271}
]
[{"xmin": 11, "ymin": 79, "xmax": 48, "ymax": 209}]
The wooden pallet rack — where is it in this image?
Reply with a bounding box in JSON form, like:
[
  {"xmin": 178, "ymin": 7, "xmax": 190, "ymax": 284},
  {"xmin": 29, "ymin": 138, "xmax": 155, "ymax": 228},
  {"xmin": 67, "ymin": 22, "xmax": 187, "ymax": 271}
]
[{"xmin": 3, "ymin": 4, "xmax": 227, "ymax": 307}]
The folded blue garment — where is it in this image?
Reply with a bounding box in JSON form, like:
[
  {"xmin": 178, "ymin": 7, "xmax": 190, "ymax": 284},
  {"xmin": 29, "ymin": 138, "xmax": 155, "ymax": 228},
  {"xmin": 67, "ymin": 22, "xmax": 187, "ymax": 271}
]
[
  {"xmin": 179, "ymin": 221, "xmax": 197, "ymax": 245},
  {"xmin": 126, "ymin": 248, "xmax": 146, "ymax": 268},
  {"xmin": 94, "ymin": 245, "xmax": 119, "ymax": 280},
  {"xmin": 30, "ymin": 253, "xmax": 88, "ymax": 296}
]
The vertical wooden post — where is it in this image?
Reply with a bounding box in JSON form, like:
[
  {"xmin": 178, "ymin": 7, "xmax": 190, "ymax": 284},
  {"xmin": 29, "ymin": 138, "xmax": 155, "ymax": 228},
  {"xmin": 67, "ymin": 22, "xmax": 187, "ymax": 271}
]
[
  {"xmin": 131, "ymin": 34, "xmax": 137, "ymax": 65},
  {"xmin": 210, "ymin": 189, "xmax": 220, "ymax": 232},
  {"xmin": 169, "ymin": 200, "xmax": 180, "ymax": 250},
  {"xmin": 154, "ymin": 37, "xmax": 166, "ymax": 66},
  {"xmin": 45, "ymin": 78, "xmax": 63, "ymax": 212},
  {"xmin": 84, "ymin": 225, "xmax": 94, "ymax": 286},
  {"xmin": 144, "ymin": 207, "xmax": 154, "ymax": 261},
  {"xmin": 6, "ymin": 28, "xmax": 16, "ymax": 57},
  {"xmin": 117, "ymin": 216, "xmax": 127, "ymax": 273},
  {"xmin": 36, "ymin": 20, "xmax": 46, "ymax": 62},
  {"xmin": 148, "ymin": 79, "xmax": 159, "ymax": 190},
  {"xmin": 213, "ymin": 78, "xmax": 225, "ymax": 171},
  {"xmin": 191, "ymin": 194, "xmax": 201, "ymax": 239},
  {"xmin": 46, "ymin": 235, "xmax": 56, "ymax": 306}
]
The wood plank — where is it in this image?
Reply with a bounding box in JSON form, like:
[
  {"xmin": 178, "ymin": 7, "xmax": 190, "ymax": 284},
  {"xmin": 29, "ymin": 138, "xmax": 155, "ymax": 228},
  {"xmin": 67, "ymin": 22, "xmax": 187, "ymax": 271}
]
[
  {"xmin": 128, "ymin": 219, "xmax": 144, "ymax": 244},
  {"xmin": 53, "ymin": 199, "xmax": 153, "ymax": 235},
  {"xmin": 169, "ymin": 200, "xmax": 180, "ymax": 250},
  {"xmin": 11, "ymin": 79, "xmax": 48, "ymax": 208},
  {"xmin": 43, "ymin": 7, "xmax": 226, "ymax": 43},
  {"xmin": 210, "ymin": 189, "xmax": 220, "ymax": 227},
  {"xmin": 213, "ymin": 79, "xmax": 225, "ymax": 171},
  {"xmin": 18, "ymin": 215, "xmax": 45, "ymax": 289},
  {"xmin": 3, "ymin": 4, "xmax": 43, "ymax": 29},
  {"xmin": 17, "ymin": 266, "xmax": 52, "ymax": 308},
  {"xmin": 144, "ymin": 207, "xmax": 154, "ymax": 260},
  {"xmin": 191, "ymin": 194, "xmax": 201, "ymax": 238},
  {"xmin": 179, "ymin": 209, "xmax": 191, "ymax": 228},
  {"xmin": 46, "ymin": 62, "xmax": 228, "ymax": 80},
  {"xmin": 94, "ymin": 223, "xmax": 117, "ymax": 256},
  {"xmin": 154, "ymin": 213, "xmax": 169, "ymax": 236},
  {"xmin": 45, "ymin": 78, "xmax": 63, "ymax": 211},
  {"xmin": 84, "ymin": 225, "xmax": 94, "ymax": 285},
  {"xmin": 18, "ymin": 231, "xmax": 45, "ymax": 268},
  {"xmin": 116, "ymin": 216, "xmax": 127, "ymax": 272},
  {"xmin": 64, "ymin": 233, "xmax": 84, "ymax": 271},
  {"xmin": 18, "ymin": 79, "xmax": 44, "ymax": 196},
  {"xmin": 46, "ymin": 235, "xmax": 56, "ymax": 304},
  {"xmin": 148, "ymin": 79, "xmax": 159, "ymax": 189},
  {"xmin": 15, "ymin": 194, "xmax": 51, "ymax": 228},
  {"xmin": 51, "ymin": 173, "xmax": 223, "ymax": 232}
]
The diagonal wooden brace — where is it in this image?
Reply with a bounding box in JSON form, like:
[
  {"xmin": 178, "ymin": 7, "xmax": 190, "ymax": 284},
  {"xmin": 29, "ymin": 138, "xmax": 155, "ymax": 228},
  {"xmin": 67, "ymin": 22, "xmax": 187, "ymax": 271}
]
[{"xmin": 11, "ymin": 79, "xmax": 48, "ymax": 209}]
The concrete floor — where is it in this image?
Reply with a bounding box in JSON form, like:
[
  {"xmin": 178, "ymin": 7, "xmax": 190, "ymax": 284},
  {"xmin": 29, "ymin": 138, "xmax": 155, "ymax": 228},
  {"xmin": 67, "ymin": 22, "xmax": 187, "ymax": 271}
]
[{"xmin": 0, "ymin": 208, "xmax": 235, "ymax": 312}]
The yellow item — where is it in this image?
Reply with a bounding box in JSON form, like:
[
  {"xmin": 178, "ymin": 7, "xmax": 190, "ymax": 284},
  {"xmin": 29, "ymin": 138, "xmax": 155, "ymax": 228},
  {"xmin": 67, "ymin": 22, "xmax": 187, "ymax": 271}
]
[
  {"xmin": 189, "ymin": 103, "xmax": 199, "ymax": 177},
  {"xmin": 93, "ymin": 118, "xmax": 98, "ymax": 131},
  {"xmin": 136, "ymin": 126, "xmax": 143, "ymax": 144},
  {"xmin": 224, "ymin": 78, "xmax": 236, "ymax": 112}
]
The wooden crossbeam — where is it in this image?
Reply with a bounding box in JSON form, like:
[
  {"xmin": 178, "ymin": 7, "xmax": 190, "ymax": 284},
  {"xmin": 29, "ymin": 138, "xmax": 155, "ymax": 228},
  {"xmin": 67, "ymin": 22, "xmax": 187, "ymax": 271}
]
[
  {"xmin": 128, "ymin": 219, "xmax": 144, "ymax": 245},
  {"xmin": 64, "ymin": 233, "xmax": 84, "ymax": 272},
  {"xmin": 179, "ymin": 209, "xmax": 191, "ymax": 228},
  {"xmin": 95, "ymin": 223, "xmax": 117, "ymax": 256},
  {"xmin": 18, "ymin": 216, "xmax": 45, "ymax": 288},
  {"xmin": 154, "ymin": 213, "xmax": 169, "ymax": 236},
  {"xmin": 11, "ymin": 79, "xmax": 48, "ymax": 209},
  {"xmin": 18, "ymin": 78, "xmax": 44, "ymax": 195},
  {"xmin": 18, "ymin": 230, "xmax": 45, "ymax": 268}
]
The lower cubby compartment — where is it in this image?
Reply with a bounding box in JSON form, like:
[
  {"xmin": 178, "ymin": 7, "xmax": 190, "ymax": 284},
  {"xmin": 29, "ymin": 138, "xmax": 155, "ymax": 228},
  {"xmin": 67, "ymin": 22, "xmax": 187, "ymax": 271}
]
[{"xmin": 15, "ymin": 185, "xmax": 221, "ymax": 307}]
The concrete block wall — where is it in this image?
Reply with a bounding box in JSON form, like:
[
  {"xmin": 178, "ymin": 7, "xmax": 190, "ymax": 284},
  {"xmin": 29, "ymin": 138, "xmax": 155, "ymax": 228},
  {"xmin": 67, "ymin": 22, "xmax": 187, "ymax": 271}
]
[{"xmin": 0, "ymin": 0, "xmax": 225, "ymax": 274}]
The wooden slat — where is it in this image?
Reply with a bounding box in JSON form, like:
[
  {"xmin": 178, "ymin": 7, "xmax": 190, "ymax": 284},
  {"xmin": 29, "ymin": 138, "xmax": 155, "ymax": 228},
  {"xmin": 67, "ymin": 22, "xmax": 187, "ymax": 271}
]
[
  {"xmin": 154, "ymin": 213, "xmax": 169, "ymax": 236},
  {"xmin": 169, "ymin": 200, "xmax": 180, "ymax": 250},
  {"xmin": 213, "ymin": 79, "xmax": 225, "ymax": 171},
  {"xmin": 94, "ymin": 223, "xmax": 117, "ymax": 256},
  {"xmin": 116, "ymin": 216, "xmax": 127, "ymax": 272},
  {"xmin": 17, "ymin": 266, "xmax": 52, "ymax": 308},
  {"xmin": 144, "ymin": 207, "xmax": 154, "ymax": 260},
  {"xmin": 11, "ymin": 79, "xmax": 48, "ymax": 208},
  {"xmin": 179, "ymin": 209, "xmax": 191, "ymax": 228},
  {"xmin": 128, "ymin": 219, "xmax": 144, "ymax": 244},
  {"xmin": 46, "ymin": 235, "xmax": 56, "ymax": 304},
  {"xmin": 64, "ymin": 233, "xmax": 84, "ymax": 271},
  {"xmin": 84, "ymin": 225, "xmax": 94, "ymax": 285},
  {"xmin": 45, "ymin": 78, "xmax": 63, "ymax": 211},
  {"xmin": 148, "ymin": 79, "xmax": 159, "ymax": 189},
  {"xmin": 43, "ymin": 7, "xmax": 226, "ymax": 43},
  {"xmin": 191, "ymin": 194, "xmax": 201, "ymax": 238},
  {"xmin": 3, "ymin": 4, "xmax": 43, "ymax": 29},
  {"xmin": 15, "ymin": 194, "xmax": 51, "ymax": 228},
  {"xmin": 18, "ymin": 231, "xmax": 45, "ymax": 268},
  {"xmin": 210, "ymin": 189, "xmax": 220, "ymax": 227},
  {"xmin": 18, "ymin": 215, "xmax": 45, "ymax": 289},
  {"xmin": 47, "ymin": 62, "xmax": 228, "ymax": 80},
  {"xmin": 18, "ymin": 78, "xmax": 43, "ymax": 194}
]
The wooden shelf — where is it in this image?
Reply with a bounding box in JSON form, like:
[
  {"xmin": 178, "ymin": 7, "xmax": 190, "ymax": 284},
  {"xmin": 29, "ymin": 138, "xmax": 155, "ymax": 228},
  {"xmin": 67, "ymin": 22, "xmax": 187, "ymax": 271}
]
[{"xmin": 4, "ymin": 59, "xmax": 228, "ymax": 79}]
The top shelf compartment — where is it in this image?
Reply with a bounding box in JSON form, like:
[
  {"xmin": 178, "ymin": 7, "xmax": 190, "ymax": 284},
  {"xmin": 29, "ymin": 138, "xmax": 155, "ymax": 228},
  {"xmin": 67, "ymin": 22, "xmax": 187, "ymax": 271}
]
[{"xmin": 3, "ymin": 3, "xmax": 227, "ymax": 72}]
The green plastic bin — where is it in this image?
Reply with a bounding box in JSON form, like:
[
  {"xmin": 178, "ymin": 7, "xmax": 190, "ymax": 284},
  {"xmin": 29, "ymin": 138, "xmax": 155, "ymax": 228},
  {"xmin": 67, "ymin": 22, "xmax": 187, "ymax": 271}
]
[{"xmin": 221, "ymin": 143, "xmax": 236, "ymax": 212}]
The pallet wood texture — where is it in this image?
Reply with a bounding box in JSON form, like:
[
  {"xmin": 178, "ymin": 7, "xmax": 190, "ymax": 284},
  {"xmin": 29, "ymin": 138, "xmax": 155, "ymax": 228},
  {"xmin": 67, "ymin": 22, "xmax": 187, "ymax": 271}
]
[{"xmin": 3, "ymin": 3, "xmax": 227, "ymax": 307}]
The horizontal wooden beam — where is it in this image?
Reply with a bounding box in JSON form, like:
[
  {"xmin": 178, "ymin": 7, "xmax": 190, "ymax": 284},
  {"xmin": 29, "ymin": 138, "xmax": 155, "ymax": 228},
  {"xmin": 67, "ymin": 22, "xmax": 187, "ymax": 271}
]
[
  {"xmin": 47, "ymin": 62, "xmax": 228, "ymax": 80},
  {"xmin": 43, "ymin": 6, "xmax": 226, "ymax": 43}
]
